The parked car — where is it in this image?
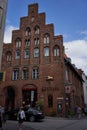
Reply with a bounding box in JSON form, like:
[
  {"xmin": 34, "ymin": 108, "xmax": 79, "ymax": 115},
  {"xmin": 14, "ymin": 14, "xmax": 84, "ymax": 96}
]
[{"xmin": 24, "ymin": 107, "xmax": 45, "ymax": 122}]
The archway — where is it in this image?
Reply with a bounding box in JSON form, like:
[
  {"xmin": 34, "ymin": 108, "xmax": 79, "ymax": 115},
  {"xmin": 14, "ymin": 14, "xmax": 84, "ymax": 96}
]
[
  {"xmin": 4, "ymin": 87, "xmax": 15, "ymax": 110},
  {"xmin": 22, "ymin": 84, "xmax": 37, "ymax": 107}
]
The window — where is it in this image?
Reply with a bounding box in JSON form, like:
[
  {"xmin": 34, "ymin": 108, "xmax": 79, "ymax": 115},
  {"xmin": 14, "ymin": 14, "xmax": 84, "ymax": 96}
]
[
  {"xmin": 44, "ymin": 34, "xmax": 50, "ymax": 44},
  {"xmin": 24, "ymin": 49, "xmax": 30, "ymax": 59},
  {"xmin": 12, "ymin": 69, "xmax": 19, "ymax": 80},
  {"xmin": 48, "ymin": 95, "xmax": 53, "ymax": 107},
  {"xmin": 15, "ymin": 50, "xmax": 20, "ymax": 59},
  {"xmin": 34, "ymin": 48, "xmax": 39, "ymax": 58},
  {"xmin": 32, "ymin": 68, "xmax": 39, "ymax": 79},
  {"xmin": 6, "ymin": 52, "xmax": 12, "ymax": 62},
  {"xmin": 16, "ymin": 38, "xmax": 21, "ymax": 48},
  {"xmin": 0, "ymin": 7, "xmax": 3, "ymax": 28},
  {"xmin": 22, "ymin": 68, "xmax": 28, "ymax": 80},
  {"xmin": 34, "ymin": 38, "xmax": 39, "ymax": 46},
  {"xmin": 25, "ymin": 27, "xmax": 31, "ymax": 36},
  {"xmin": 34, "ymin": 26, "xmax": 40, "ymax": 34},
  {"xmin": 54, "ymin": 46, "xmax": 59, "ymax": 56},
  {"xmin": 25, "ymin": 39, "xmax": 30, "ymax": 47},
  {"xmin": 44, "ymin": 47, "xmax": 49, "ymax": 56}
]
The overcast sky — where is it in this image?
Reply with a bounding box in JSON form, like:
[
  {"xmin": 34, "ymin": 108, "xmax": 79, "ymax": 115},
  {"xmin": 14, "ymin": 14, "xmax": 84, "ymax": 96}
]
[{"xmin": 4, "ymin": 0, "xmax": 87, "ymax": 75}]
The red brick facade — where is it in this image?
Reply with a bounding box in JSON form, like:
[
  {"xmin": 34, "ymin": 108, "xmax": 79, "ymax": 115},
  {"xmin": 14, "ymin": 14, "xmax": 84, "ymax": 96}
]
[{"xmin": 0, "ymin": 3, "xmax": 84, "ymax": 116}]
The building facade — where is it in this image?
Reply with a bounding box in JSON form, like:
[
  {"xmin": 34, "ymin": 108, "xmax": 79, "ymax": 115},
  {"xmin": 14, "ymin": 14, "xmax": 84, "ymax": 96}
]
[
  {"xmin": 0, "ymin": 3, "xmax": 84, "ymax": 116},
  {"xmin": 0, "ymin": 0, "xmax": 8, "ymax": 70}
]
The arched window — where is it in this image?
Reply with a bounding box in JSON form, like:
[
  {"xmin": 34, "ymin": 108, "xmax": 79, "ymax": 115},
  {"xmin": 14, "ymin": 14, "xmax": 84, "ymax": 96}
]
[
  {"xmin": 34, "ymin": 38, "xmax": 39, "ymax": 46},
  {"xmin": 25, "ymin": 27, "xmax": 31, "ymax": 36},
  {"xmin": 25, "ymin": 39, "xmax": 30, "ymax": 47},
  {"xmin": 53, "ymin": 46, "xmax": 60, "ymax": 56},
  {"xmin": 32, "ymin": 67, "xmax": 39, "ymax": 79},
  {"xmin": 22, "ymin": 67, "xmax": 28, "ymax": 80},
  {"xmin": 34, "ymin": 48, "xmax": 39, "ymax": 58},
  {"xmin": 15, "ymin": 38, "xmax": 21, "ymax": 48},
  {"xmin": 34, "ymin": 26, "xmax": 40, "ymax": 34},
  {"xmin": 6, "ymin": 51, "xmax": 12, "ymax": 62},
  {"xmin": 44, "ymin": 33, "xmax": 50, "ymax": 44}
]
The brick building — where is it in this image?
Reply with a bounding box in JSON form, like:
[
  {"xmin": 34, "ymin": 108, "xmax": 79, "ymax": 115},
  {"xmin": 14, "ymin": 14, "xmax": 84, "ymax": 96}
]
[{"xmin": 0, "ymin": 3, "xmax": 84, "ymax": 116}]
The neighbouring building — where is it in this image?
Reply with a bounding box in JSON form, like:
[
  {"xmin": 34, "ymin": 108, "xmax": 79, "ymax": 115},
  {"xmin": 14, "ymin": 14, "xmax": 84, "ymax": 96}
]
[
  {"xmin": 0, "ymin": 3, "xmax": 84, "ymax": 116},
  {"xmin": 82, "ymin": 73, "xmax": 87, "ymax": 105},
  {"xmin": 0, "ymin": 0, "xmax": 8, "ymax": 70}
]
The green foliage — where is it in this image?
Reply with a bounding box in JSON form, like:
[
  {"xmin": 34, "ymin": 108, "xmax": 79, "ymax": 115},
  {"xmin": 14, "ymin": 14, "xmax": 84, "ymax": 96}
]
[{"xmin": 36, "ymin": 99, "xmax": 44, "ymax": 111}]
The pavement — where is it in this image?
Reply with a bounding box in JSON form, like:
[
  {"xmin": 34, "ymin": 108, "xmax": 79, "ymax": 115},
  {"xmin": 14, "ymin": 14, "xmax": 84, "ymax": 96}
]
[{"xmin": 2, "ymin": 120, "xmax": 35, "ymax": 130}]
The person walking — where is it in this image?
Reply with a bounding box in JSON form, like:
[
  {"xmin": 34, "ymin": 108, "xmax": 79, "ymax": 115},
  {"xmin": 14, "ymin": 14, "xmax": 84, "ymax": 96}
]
[{"xmin": 17, "ymin": 106, "xmax": 26, "ymax": 130}]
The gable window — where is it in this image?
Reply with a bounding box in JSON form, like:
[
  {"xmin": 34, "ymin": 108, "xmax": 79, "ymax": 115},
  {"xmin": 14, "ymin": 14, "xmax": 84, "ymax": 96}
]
[
  {"xmin": 34, "ymin": 38, "xmax": 39, "ymax": 46},
  {"xmin": 32, "ymin": 67, "xmax": 39, "ymax": 79},
  {"xmin": 54, "ymin": 46, "xmax": 59, "ymax": 56},
  {"xmin": 15, "ymin": 50, "xmax": 20, "ymax": 59},
  {"xmin": 34, "ymin": 26, "xmax": 40, "ymax": 34},
  {"xmin": 34, "ymin": 48, "xmax": 39, "ymax": 58},
  {"xmin": 6, "ymin": 51, "xmax": 12, "ymax": 62},
  {"xmin": 22, "ymin": 68, "xmax": 28, "ymax": 80},
  {"xmin": 44, "ymin": 47, "xmax": 49, "ymax": 56},
  {"xmin": 25, "ymin": 27, "xmax": 31, "ymax": 36},
  {"xmin": 44, "ymin": 34, "xmax": 50, "ymax": 44},
  {"xmin": 48, "ymin": 95, "xmax": 53, "ymax": 107},
  {"xmin": 12, "ymin": 69, "xmax": 19, "ymax": 80},
  {"xmin": 16, "ymin": 38, "xmax": 21, "ymax": 48},
  {"xmin": 24, "ymin": 49, "xmax": 30, "ymax": 59},
  {"xmin": 25, "ymin": 39, "xmax": 30, "ymax": 47}
]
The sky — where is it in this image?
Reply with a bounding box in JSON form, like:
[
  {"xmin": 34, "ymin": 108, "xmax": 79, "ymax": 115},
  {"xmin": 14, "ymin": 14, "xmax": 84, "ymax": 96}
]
[{"xmin": 4, "ymin": 0, "xmax": 87, "ymax": 75}]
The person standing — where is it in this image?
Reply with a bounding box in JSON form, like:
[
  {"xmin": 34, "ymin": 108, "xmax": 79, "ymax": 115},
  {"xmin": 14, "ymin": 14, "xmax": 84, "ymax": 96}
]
[
  {"xmin": 17, "ymin": 107, "xmax": 26, "ymax": 130},
  {"xmin": 0, "ymin": 106, "xmax": 3, "ymax": 130}
]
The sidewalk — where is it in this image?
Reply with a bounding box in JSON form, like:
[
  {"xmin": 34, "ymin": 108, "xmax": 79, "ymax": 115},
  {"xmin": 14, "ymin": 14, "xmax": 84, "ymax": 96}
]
[{"xmin": 2, "ymin": 120, "xmax": 35, "ymax": 130}]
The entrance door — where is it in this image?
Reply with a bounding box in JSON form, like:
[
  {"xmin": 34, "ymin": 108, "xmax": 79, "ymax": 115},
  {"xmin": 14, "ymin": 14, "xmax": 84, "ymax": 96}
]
[{"xmin": 5, "ymin": 87, "xmax": 15, "ymax": 110}]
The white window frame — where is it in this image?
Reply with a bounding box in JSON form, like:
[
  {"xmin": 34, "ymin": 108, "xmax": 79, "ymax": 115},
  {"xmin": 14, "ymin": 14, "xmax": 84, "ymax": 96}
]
[
  {"xmin": 12, "ymin": 69, "xmax": 19, "ymax": 80},
  {"xmin": 24, "ymin": 50, "xmax": 30, "ymax": 59},
  {"xmin": 32, "ymin": 68, "xmax": 39, "ymax": 79},
  {"xmin": 44, "ymin": 47, "xmax": 49, "ymax": 57},
  {"xmin": 34, "ymin": 48, "xmax": 39, "ymax": 58}
]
